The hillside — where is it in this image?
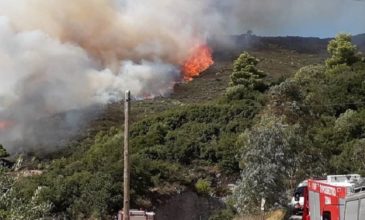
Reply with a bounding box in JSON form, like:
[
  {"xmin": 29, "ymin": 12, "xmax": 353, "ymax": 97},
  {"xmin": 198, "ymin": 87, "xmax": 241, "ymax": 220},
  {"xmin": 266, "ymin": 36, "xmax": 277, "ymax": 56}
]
[
  {"xmin": 62, "ymin": 39, "xmax": 328, "ymax": 142},
  {"xmin": 8, "ymin": 34, "xmax": 361, "ymax": 153},
  {"xmin": 212, "ymin": 33, "xmax": 365, "ymax": 55},
  {"xmin": 1, "ymin": 34, "xmax": 365, "ymax": 219}
]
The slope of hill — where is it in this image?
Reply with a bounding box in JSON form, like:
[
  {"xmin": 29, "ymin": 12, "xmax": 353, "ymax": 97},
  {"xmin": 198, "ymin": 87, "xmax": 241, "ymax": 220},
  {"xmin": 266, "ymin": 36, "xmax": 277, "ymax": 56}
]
[
  {"xmin": 62, "ymin": 39, "xmax": 328, "ymax": 142},
  {"xmin": 3, "ymin": 34, "xmax": 365, "ymax": 219}
]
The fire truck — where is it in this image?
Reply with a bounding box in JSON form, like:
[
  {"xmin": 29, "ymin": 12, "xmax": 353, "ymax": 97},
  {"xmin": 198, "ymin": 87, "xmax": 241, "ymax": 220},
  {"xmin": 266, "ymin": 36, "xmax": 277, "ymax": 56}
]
[{"xmin": 290, "ymin": 174, "xmax": 365, "ymax": 220}]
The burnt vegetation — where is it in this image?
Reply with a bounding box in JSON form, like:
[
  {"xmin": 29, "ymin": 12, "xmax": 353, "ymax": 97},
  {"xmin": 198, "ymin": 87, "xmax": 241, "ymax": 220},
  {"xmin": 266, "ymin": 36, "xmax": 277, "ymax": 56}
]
[{"xmin": 1, "ymin": 34, "xmax": 365, "ymax": 219}]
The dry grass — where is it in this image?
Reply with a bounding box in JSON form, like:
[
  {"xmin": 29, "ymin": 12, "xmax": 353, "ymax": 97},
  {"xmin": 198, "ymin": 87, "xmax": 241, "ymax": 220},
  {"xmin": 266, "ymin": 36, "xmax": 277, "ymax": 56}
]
[
  {"xmin": 234, "ymin": 210, "xmax": 286, "ymax": 220},
  {"xmin": 266, "ymin": 210, "xmax": 286, "ymax": 220}
]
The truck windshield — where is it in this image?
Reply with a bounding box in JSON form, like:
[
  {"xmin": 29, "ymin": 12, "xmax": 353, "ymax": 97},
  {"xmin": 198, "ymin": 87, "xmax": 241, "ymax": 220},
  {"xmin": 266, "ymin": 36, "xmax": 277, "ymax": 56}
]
[{"xmin": 294, "ymin": 186, "xmax": 306, "ymax": 197}]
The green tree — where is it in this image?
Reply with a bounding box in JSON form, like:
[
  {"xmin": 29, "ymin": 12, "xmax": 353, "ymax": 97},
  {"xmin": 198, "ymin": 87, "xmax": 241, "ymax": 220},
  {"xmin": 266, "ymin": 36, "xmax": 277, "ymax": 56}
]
[
  {"xmin": 331, "ymin": 139, "xmax": 365, "ymax": 176},
  {"xmin": 326, "ymin": 34, "xmax": 360, "ymax": 68},
  {"xmin": 232, "ymin": 116, "xmax": 298, "ymax": 214},
  {"xmin": 229, "ymin": 52, "xmax": 267, "ymax": 91},
  {"xmin": 294, "ymin": 65, "xmax": 335, "ymax": 115},
  {"xmin": 326, "ymin": 65, "xmax": 365, "ymax": 114},
  {"xmin": 267, "ymin": 80, "xmax": 309, "ymax": 124},
  {"xmin": 0, "ymin": 144, "xmax": 9, "ymax": 158},
  {"xmin": 0, "ymin": 168, "xmax": 52, "ymax": 219}
]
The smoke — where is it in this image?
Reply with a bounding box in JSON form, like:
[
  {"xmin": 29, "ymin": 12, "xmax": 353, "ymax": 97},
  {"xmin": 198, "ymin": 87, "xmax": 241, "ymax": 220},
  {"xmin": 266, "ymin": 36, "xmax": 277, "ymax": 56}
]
[
  {"xmin": 0, "ymin": 0, "xmax": 364, "ymax": 153},
  {"xmin": 0, "ymin": 0, "xmax": 221, "ymax": 67},
  {"xmin": 0, "ymin": 16, "xmax": 179, "ymax": 153},
  {"xmin": 0, "ymin": 0, "xmax": 223, "ymax": 153}
]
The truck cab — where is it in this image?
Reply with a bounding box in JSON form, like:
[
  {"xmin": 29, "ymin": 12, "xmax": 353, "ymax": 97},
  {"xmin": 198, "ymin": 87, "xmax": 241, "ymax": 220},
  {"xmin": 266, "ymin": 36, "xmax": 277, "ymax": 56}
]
[
  {"xmin": 290, "ymin": 174, "xmax": 363, "ymax": 220},
  {"xmin": 290, "ymin": 181, "xmax": 308, "ymax": 215}
]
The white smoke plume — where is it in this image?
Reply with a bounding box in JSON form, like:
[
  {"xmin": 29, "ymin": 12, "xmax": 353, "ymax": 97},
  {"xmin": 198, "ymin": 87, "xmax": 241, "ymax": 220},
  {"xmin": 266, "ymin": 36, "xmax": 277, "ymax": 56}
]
[
  {"xmin": 0, "ymin": 0, "xmax": 221, "ymax": 153},
  {"xmin": 0, "ymin": 0, "xmax": 364, "ymax": 153},
  {"xmin": 0, "ymin": 16, "xmax": 179, "ymax": 153}
]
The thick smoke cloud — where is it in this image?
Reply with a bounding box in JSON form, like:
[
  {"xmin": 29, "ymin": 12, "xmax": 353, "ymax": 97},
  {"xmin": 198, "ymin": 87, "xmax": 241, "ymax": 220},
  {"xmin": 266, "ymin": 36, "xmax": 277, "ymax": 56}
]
[
  {"xmin": 0, "ymin": 0, "xmax": 221, "ymax": 153},
  {"xmin": 0, "ymin": 16, "xmax": 179, "ymax": 153},
  {"xmin": 0, "ymin": 0, "xmax": 364, "ymax": 153},
  {"xmin": 0, "ymin": 0, "xmax": 221, "ymax": 67}
]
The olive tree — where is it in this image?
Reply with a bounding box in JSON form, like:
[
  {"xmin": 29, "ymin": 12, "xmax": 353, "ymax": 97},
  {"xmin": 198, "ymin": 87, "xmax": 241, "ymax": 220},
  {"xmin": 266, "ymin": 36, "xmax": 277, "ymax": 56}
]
[{"xmin": 232, "ymin": 116, "xmax": 300, "ymax": 214}]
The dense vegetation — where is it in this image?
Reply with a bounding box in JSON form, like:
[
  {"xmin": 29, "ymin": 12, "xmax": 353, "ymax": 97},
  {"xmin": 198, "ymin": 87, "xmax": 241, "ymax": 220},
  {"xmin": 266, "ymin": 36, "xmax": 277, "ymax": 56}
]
[
  {"xmin": 0, "ymin": 34, "xmax": 364, "ymax": 219},
  {"xmin": 232, "ymin": 34, "xmax": 365, "ymax": 214},
  {"xmin": 2, "ymin": 101, "xmax": 262, "ymax": 218}
]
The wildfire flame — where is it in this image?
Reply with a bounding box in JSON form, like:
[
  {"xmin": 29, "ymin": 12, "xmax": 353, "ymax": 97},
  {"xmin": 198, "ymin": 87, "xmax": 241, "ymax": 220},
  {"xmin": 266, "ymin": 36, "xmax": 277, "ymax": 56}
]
[{"xmin": 182, "ymin": 44, "xmax": 214, "ymax": 81}]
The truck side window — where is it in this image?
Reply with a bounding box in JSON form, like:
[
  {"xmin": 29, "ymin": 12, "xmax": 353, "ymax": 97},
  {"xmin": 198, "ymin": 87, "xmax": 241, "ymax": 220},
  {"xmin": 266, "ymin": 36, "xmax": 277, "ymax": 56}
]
[
  {"xmin": 294, "ymin": 192, "xmax": 300, "ymax": 201},
  {"xmin": 294, "ymin": 186, "xmax": 305, "ymax": 201}
]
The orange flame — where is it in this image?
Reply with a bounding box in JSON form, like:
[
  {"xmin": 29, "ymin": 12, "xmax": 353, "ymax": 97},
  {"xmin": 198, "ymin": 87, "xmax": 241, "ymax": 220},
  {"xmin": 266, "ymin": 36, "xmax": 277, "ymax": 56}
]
[{"xmin": 182, "ymin": 45, "xmax": 214, "ymax": 81}]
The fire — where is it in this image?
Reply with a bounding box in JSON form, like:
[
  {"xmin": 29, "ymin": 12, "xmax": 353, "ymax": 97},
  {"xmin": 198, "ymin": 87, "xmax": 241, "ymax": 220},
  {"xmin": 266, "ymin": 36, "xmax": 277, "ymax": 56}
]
[{"xmin": 182, "ymin": 44, "xmax": 214, "ymax": 81}]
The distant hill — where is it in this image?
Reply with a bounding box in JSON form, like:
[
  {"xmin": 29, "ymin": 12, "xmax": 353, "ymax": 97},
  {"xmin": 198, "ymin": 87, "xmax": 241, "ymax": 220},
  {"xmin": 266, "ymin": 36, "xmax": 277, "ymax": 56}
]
[
  {"xmin": 353, "ymin": 33, "xmax": 365, "ymax": 51},
  {"xmin": 211, "ymin": 33, "xmax": 365, "ymax": 59}
]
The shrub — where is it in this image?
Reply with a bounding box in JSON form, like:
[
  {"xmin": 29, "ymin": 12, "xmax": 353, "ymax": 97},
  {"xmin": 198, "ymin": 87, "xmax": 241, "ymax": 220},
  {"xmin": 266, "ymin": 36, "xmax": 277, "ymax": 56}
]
[
  {"xmin": 0, "ymin": 144, "xmax": 9, "ymax": 158},
  {"xmin": 195, "ymin": 179, "xmax": 212, "ymax": 196}
]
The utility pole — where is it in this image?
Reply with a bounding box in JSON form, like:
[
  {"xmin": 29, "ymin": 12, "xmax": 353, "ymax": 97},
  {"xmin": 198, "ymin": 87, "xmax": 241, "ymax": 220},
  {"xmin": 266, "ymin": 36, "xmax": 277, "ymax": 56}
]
[
  {"xmin": 260, "ymin": 198, "xmax": 266, "ymax": 220},
  {"xmin": 123, "ymin": 90, "xmax": 131, "ymax": 220}
]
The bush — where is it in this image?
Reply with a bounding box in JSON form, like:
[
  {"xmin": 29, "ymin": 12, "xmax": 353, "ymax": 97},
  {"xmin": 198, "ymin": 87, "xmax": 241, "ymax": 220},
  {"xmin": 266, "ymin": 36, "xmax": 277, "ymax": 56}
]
[
  {"xmin": 0, "ymin": 168, "xmax": 52, "ymax": 219},
  {"xmin": 195, "ymin": 179, "xmax": 212, "ymax": 196},
  {"xmin": 0, "ymin": 144, "xmax": 9, "ymax": 158},
  {"xmin": 225, "ymin": 85, "xmax": 262, "ymax": 101},
  {"xmin": 209, "ymin": 208, "xmax": 235, "ymax": 220}
]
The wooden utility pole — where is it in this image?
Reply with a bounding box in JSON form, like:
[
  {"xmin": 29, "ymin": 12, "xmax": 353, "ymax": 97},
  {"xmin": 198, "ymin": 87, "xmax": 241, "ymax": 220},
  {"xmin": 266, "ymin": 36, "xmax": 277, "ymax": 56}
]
[
  {"xmin": 123, "ymin": 90, "xmax": 131, "ymax": 220},
  {"xmin": 260, "ymin": 198, "xmax": 266, "ymax": 220}
]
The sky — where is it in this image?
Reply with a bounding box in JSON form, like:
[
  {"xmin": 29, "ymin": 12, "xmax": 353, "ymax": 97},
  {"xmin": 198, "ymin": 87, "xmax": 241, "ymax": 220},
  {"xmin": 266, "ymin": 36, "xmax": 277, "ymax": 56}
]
[
  {"xmin": 224, "ymin": 0, "xmax": 365, "ymax": 37},
  {"xmin": 276, "ymin": 1, "xmax": 365, "ymax": 37}
]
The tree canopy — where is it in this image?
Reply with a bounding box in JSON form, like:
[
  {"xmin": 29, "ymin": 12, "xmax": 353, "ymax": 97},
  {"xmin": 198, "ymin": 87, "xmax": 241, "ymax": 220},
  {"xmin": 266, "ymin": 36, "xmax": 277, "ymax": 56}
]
[
  {"xmin": 230, "ymin": 52, "xmax": 267, "ymax": 91},
  {"xmin": 233, "ymin": 116, "xmax": 297, "ymax": 213},
  {"xmin": 326, "ymin": 34, "xmax": 361, "ymax": 68},
  {"xmin": 233, "ymin": 37, "xmax": 365, "ymax": 215}
]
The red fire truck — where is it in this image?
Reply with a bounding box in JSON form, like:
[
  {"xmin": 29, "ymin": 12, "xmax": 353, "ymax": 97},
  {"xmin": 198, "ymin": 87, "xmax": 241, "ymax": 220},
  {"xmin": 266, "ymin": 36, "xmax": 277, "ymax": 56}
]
[{"xmin": 290, "ymin": 174, "xmax": 364, "ymax": 220}]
